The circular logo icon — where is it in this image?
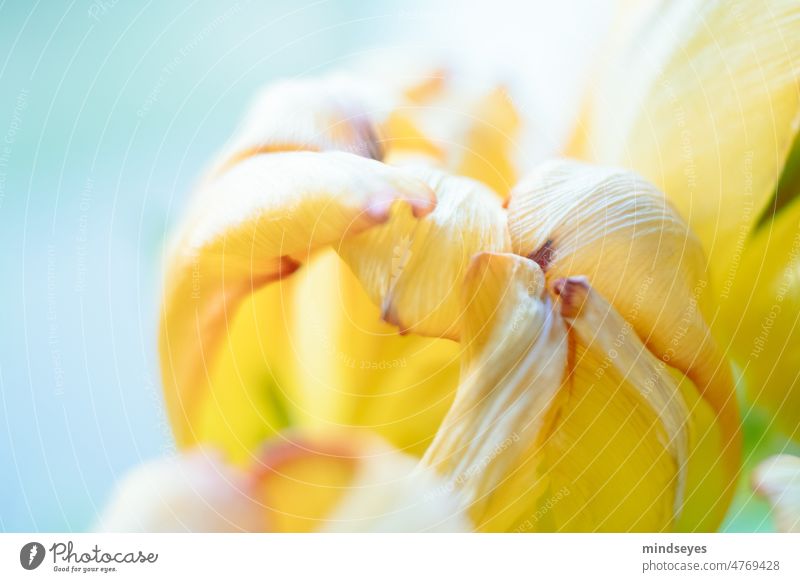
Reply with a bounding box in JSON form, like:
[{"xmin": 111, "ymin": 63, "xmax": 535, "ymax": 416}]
[{"xmin": 20, "ymin": 542, "xmax": 46, "ymax": 570}]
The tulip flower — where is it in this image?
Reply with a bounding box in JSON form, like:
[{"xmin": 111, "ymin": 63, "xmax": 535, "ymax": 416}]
[
  {"xmin": 566, "ymin": 0, "xmax": 800, "ymax": 441},
  {"xmin": 150, "ymin": 44, "xmax": 742, "ymax": 532}
]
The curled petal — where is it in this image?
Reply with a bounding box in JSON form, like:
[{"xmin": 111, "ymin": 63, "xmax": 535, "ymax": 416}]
[
  {"xmin": 160, "ymin": 152, "xmax": 434, "ymax": 447},
  {"xmin": 752, "ymin": 455, "xmax": 800, "ymax": 533},
  {"xmin": 507, "ymin": 159, "xmax": 740, "ymax": 486},
  {"xmin": 508, "ymin": 277, "xmax": 726, "ymax": 532},
  {"xmin": 211, "ymin": 76, "xmax": 390, "ymax": 175},
  {"xmin": 555, "ymin": 276, "xmax": 690, "ymax": 519},
  {"xmin": 340, "ymin": 167, "xmax": 511, "ymax": 340},
  {"xmin": 420, "ymin": 252, "xmax": 568, "ymax": 531},
  {"xmin": 508, "ymin": 160, "xmax": 706, "ymax": 380}
]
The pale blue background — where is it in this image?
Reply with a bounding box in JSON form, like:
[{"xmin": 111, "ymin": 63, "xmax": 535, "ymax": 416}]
[{"xmin": 0, "ymin": 0, "xmax": 422, "ymax": 531}]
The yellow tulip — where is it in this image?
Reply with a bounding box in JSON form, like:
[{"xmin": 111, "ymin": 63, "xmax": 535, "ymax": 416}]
[
  {"xmin": 153, "ymin": 62, "xmax": 740, "ymax": 532},
  {"xmin": 567, "ymin": 0, "xmax": 800, "ymax": 440}
]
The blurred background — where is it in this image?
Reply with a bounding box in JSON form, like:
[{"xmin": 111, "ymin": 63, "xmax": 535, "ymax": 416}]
[{"xmin": 0, "ymin": 0, "xmax": 784, "ymax": 532}]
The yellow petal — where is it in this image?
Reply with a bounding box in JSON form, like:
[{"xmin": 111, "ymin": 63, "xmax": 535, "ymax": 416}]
[
  {"xmin": 420, "ymin": 252, "xmax": 568, "ymax": 531},
  {"xmin": 721, "ymin": 198, "xmax": 800, "ymax": 441},
  {"xmin": 454, "ymin": 86, "xmax": 521, "ymax": 198},
  {"xmin": 554, "ymin": 276, "xmax": 736, "ymax": 531},
  {"xmin": 195, "ymin": 248, "xmax": 461, "ymax": 461},
  {"xmin": 379, "ymin": 78, "xmax": 523, "ymax": 197},
  {"xmin": 193, "ymin": 276, "xmax": 298, "ymax": 464},
  {"xmin": 96, "ymin": 448, "xmax": 264, "ymax": 532},
  {"xmin": 534, "ymin": 341, "xmax": 680, "ymax": 532},
  {"xmin": 159, "ymin": 152, "xmax": 434, "ymax": 448},
  {"xmin": 752, "ymin": 454, "xmax": 800, "ymax": 533},
  {"xmin": 570, "ymin": 0, "xmax": 800, "ymax": 274},
  {"xmin": 340, "ymin": 167, "xmax": 511, "ymax": 340},
  {"xmin": 507, "ymin": 159, "xmax": 739, "ymax": 469},
  {"xmin": 556, "ymin": 276, "xmax": 690, "ymax": 517},
  {"xmin": 288, "ymin": 249, "xmax": 461, "ymax": 455}
]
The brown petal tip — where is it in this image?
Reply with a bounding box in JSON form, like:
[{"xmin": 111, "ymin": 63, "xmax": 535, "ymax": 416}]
[
  {"xmin": 553, "ymin": 276, "xmax": 590, "ymax": 319},
  {"xmin": 364, "ymin": 196, "xmax": 395, "ymax": 222},
  {"xmin": 528, "ymin": 239, "xmax": 556, "ymax": 271},
  {"xmin": 365, "ymin": 193, "xmax": 434, "ymax": 223}
]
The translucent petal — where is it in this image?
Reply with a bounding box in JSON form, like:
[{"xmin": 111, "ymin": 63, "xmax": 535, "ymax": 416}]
[
  {"xmin": 420, "ymin": 252, "xmax": 568, "ymax": 531},
  {"xmin": 554, "ymin": 277, "xmax": 736, "ymax": 531},
  {"xmin": 556, "ymin": 276, "xmax": 690, "ymax": 518}
]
